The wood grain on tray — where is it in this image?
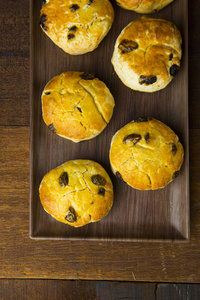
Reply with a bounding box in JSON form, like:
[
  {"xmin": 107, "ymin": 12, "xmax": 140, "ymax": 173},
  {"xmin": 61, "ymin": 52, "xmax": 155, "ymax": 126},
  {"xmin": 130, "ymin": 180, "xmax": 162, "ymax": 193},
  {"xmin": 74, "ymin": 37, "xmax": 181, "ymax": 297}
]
[{"xmin": 30, "ymin": 0, "xmax": 189, "ymax": 241}]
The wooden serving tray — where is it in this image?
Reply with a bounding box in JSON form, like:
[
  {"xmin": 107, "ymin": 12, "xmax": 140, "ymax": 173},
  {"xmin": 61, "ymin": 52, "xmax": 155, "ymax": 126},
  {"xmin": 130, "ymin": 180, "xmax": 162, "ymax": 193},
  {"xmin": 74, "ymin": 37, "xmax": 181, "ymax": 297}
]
[{"xmin": 30, "ymin": 0, "xmax": 189, "ymax": 241}]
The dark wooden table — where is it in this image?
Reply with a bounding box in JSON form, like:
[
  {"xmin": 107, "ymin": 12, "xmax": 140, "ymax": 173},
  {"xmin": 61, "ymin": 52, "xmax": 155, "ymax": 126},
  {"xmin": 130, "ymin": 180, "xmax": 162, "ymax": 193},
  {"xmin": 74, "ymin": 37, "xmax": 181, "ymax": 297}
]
[{"xmin": 0, "ymin": 0, "xmax": 200, "ymax": 299}]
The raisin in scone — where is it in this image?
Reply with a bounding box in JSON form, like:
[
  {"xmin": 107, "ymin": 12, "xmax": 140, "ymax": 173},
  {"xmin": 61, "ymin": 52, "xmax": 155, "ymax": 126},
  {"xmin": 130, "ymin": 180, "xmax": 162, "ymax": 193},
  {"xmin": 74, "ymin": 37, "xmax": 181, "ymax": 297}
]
[
  {"xmin": 111, "ymin": 16, "xmax": 182, "ymax": 92},
  {"xmin": 40, "ymin": 0, "xmax": 114, "ymax": 55},
  {"xmin": 109, "ymin": 117, "xmax": 184, "ymax": 190},
  {"xmin": 39, "ymin": 160, "xmax": 114, "ymax": 227},
  {"xmin": 41, "ymin": 71, "xmax": 115, "ymax": 142},
  {"xmin": 116, "ymin": 0, "xmax": 174, "ymax": 14}
]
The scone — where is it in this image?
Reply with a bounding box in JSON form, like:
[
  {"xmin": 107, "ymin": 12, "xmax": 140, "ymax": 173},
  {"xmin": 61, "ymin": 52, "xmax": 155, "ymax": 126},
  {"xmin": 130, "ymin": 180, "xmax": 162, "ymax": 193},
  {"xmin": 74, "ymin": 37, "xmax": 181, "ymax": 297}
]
[
  {"xmin": 109, "ymin": 117, "xmax": 184, "ymax": 190},
  {"xmin": 41, "ymin": 71, "xmax": 115, "ymax": 142},
  {"xmin": 40, "ymin": 0, "xmax": 114, "ymax": 55},
  {"xmin": 111, "ymin": 16, "xmax": 182, "ymax": 93},
  {"xmin": 116, "ymin": 0, "xmax": 174, "ymax": 14},
  {"xmin": 39, "ymin": 160, "xmax": 114, "ymax": 227}
]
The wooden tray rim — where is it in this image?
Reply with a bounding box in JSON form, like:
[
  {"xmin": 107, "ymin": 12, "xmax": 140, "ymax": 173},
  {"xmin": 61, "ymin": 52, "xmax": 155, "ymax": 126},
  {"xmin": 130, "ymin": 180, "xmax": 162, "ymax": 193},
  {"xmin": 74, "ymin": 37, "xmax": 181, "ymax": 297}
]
[{"xmin": 29, "ymin": 0, "xmax": 190, "ymax": 242}]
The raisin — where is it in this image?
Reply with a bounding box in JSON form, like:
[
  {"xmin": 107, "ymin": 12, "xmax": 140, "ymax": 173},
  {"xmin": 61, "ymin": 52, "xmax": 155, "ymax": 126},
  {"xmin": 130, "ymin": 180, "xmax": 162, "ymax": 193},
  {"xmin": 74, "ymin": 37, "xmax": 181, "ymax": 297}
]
[
  {"xmin": 48, "ymin": 123, "xmax": 56, "ymax": 133},
  {"xmin": 77, "ymin": 107, "xmax": 82, "ymax": 113},
  {"xmin": 59, "ymin": 172, "xmax": 69, "ymax": 186},
  {"xmin": 145, "ymin": 133, "xmax": 150, "ymax": 143},
  {"xmin": 98, "ymin": 188, "xmax": 105, "ymax": 196},
  {"xmin": 171, "ymin": 143, "xmax": 177, "ymax": 155},
  {"xmin": 123, "ymin": 134, "xmax": 141, "ymax": 145},
  {"xmin": 45, "ymin": 91, "xmax": 51, "ymax": 95},
  {"xmin": 169, "ymin": 53, "xmax": 173, "ymax": 61},
  {"xmin": 68, "ymin": 34, "xmax": 75, "ymax": 40},
  {"xmin": 85, "ymin": 0, "xmax": 94, "ymax": 8},
  {"xmin": 139, "ymin": 75, "xmax": 157, "ymax": 85},
  {"xmin": 69, "ymin": 26, "xmax": 77, "ymax": 32},
  {"xmin": 91, "ymin": 174, "xmax": 106, "ymax": 186},
  {"xmin": 116, "ymin": 171, "xmax": 123, "ymax": 181},
  {"xmin": 80, "ymin": 72, "xmax": 95, "ymax": 80},
  {"xmin": 170, "ymin": 64, "xmax": 180, "ymax": 76},
  {"xmin": 173, "ymin": 170, "xmax": 180, "ymax": 179},
  {"xmin": 70, "ymin": 4, "xmax": 80, "ymax": 12},
  {"xmin": 65, "ymin": 206, "xmax": 77, "ymax": 223},
  {"xmin": 118, "ymin": 39, "xmax": 138, "ymax": 54},
  {"xmin": 134, "ymin": 117, "xmax": 151, "ymax": 123},
  {"xmin": 39, "ymin": 14, "xmax": 48, "ymax": 31}
]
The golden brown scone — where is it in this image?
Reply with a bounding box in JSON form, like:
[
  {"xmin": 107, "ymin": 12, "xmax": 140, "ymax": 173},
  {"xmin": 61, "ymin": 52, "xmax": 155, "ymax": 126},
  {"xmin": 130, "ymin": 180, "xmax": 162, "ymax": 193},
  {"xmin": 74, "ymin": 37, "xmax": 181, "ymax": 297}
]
[
  {"xmin": 41, "ymin": 71, "xmax": 115, "ymax": 142},
  {"xmin": 116, "ymin": 0, "xmax": 174, "ymax": 14},
  {"xmin": 40, "ymin": 0, "xmax": 114, "ymax": 55},
  {"xmin": 39, "ymin": 160, "xmax": 114, "ymax": 227},
  {"xmin": 111, "ymin": 16, "xmax": 182, "ymax": 92},
  {"xmin": 109, "ymin": 117, "xmax": 184, "ymax": 190}
]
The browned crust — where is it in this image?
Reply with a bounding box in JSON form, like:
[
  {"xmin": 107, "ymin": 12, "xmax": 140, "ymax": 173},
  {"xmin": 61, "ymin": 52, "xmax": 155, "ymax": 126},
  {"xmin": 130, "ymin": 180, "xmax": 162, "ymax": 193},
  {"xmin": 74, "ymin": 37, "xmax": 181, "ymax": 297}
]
[
  {"xmin": 41, "ymin": 71, "xmax": 115, "ymax": 142},
  {"xmin": 39, "ymin": 160, "xmax": 114, "ymax": 227},
  {"xmin": 116, "ymin": 0, "xmax": 174, "ymax": 13},
  {"xmin": 110, "ymin": 118, "xmax": 184, "ymax": 190},
  {"xmin": 111, "ymin": 16, "xmax": 182, "ymax": 92},
  {"xmin": 40, "ymin": 0, "xmax": 114, "ymax": 55}
]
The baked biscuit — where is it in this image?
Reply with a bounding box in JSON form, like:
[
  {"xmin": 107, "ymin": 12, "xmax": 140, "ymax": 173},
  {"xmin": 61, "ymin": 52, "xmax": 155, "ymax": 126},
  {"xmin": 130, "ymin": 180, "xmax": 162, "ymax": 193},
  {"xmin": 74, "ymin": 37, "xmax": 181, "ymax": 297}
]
[
  {"xmin": 116, "ymin": 0, "xmax": 174, "ymax": 14},
  {"xmin": 40, "ymin": 0, "xmax": 114, "ymax": 55},
  {"xmin": 39, "ymin": 160, "xmax": 114, "ymax": 227},
  {"xmin": 41, "ymin": 71, "xmax": 115, "ymax": 142},
  {"xmin": 111, "ymin": 16, "xmax": 182, "ymax": 92},
  {"xmin": 109, "ymin": 117, "xmax": 184, "ymax": 190}
]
